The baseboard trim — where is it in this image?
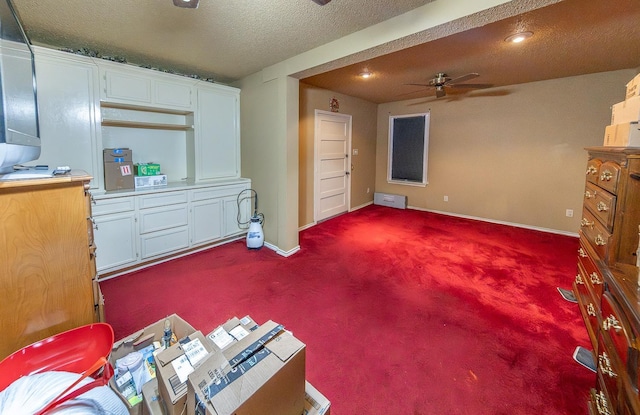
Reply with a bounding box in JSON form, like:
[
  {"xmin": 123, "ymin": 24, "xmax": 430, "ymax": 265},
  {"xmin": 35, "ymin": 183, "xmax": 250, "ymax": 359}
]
[
  {"xmin": 266, "ymin": 241, "xmax": 300, "ymax": 257},
  {"xmin": 350, "ymin": 201, "xmax": 373, "ymax": 212},
  {"xmin": 408, "ymin": 206, "xmax": 579, "ymax": 238}
]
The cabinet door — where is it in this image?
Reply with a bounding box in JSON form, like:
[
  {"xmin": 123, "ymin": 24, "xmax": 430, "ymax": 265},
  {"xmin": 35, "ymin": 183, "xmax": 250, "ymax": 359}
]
[
  {"xmin": 94, "ymin": 212, "xmax": 138, "ymax": 272},
  {"xmin": 191, "ymin": 198, "xmax": 223, "ymax": 246},
  {"xmin": 34, "ymin": 51, "xmax": 101, "ymax": 189},
  {"xmin": 103, "ymin": 69, "xmax": 152, "ymax": 104},
  {"xmin": 196, "ymin": 85, "xmax": 240, "ymax": 180},
  {"xmin": 223, "ymin": 194, "xmax": 251, "ymax": 237},
  {"xmin": 155, "ymin": 80, "xmax": 193, "ymax": 109}
]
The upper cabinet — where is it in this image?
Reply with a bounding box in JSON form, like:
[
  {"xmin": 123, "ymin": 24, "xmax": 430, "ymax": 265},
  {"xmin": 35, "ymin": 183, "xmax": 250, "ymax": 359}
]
[
  {"xmin": 195, "ymin": 82, "xmax": 241, "ymax": 181},
  {"xmin": 99, "ymin": 61, "xmax": 194, "ymax": 111},
  {"xmin": 33, "ymin": 48, "xmax": 242, "ymax": 192},
  {"xmin": 34, "ymin": 47, "xmax": 103, "ymax": 189}
]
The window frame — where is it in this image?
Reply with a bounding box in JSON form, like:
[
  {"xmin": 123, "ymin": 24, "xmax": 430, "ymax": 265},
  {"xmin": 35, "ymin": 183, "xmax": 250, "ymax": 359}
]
[{"xmin": 387, "ymin": 112, "xmax": 430, "ymax": 186}]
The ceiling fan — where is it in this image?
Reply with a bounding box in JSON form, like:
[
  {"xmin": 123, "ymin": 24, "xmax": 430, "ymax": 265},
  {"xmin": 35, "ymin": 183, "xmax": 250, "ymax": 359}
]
[
  {"xmin": 174, "ymin": 0, "xmax": 330, "ymax": 7},
  {"xmin": 406, "ymin": 73, "xmax": 492, "ymax": 98}
]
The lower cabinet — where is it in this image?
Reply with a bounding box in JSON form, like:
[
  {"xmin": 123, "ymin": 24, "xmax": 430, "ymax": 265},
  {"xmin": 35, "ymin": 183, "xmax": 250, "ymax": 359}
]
[{"xmin": 92, "ymin": 179, "xmax": 250, "ymax": 277}]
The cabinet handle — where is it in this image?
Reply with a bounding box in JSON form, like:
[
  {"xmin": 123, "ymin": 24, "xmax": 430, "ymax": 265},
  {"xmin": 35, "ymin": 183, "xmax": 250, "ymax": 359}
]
[
  {"xmin": 603, "ymin": 315, "xmax": 622, "ymax": 332},
  {"xmin": 587, "ymin": 303, "xmax": 596, "ymax": 317},
  {"xmin": 581, "ymin": 218, "xmax": 594, "ymax": 228},
  {"xmin": 590, "ymin": 272, "xmax": 602, "ymax": 285},
  {"xmin": 575, "ymin": 274, "xmax": 584, "ymax": 285},
  {"xmin": 600, "ymin": 170, "xmax": 613, "ymax": 181},
  {"xmin": 91, "ymin": 217, "xmax": 98, "ymax": 230},
  {"xmin": 598, "ymin": 352, "xmax": 617, "ymax": 378},
  {"xmin": 586, "ymin": 166, "xmax": 598, "ymax": 175},
  {"xmin": 594, "ymin": 235, "xmax": 606, "ymax": 246},
  {"xmin": 578, "ymin": 248, "xmax": 587, "ymax": 258},
  {"xmin": 585, "ymin": 190, "xmax": 596, "ymax": 199},
  {"xmin": 596, "ymin": 201, "xmax": 609, "ymax": 212},
  {"xmin": 595, "ymin": 390, "xmax": 612, "ymax": 415}
]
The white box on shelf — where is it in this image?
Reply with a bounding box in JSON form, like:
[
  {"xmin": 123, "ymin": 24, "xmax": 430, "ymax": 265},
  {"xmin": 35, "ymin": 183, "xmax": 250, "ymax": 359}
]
[{"xmin": 135, "ymin": 174, "xmax": 168, "ymax": 189}]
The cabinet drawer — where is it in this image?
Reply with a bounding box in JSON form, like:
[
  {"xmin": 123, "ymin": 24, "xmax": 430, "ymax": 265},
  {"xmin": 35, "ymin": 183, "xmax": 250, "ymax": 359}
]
[
  {"xmin": 601, "ymin": 292, "xmax": 633, "ymax": 371},
  {"xmin": 586, "ymin": 158, "xmax": 602, "ymax": 185},
  {"xmin": 138, "ymin": 191, "xmax": 187, "ymax": 209},
  {"xmin": 574, "ymin": 266, "xmax": 600, "ymax": 347},
  {"xmin": 139, "ymin": 205, "xmax": 188, "ymax": 234},
  {"xmin": 580, "ymin": 209, "xmax": 612, "ymax": 261},
  {"xmin": 578, "ymin": 238, "xmax": 604, "ymax": 299},
  {"xmin": 92, "ymin": 195, "xmax": 135, "ymax": 216},
  {"xmin": 584, "ymin": 182, "xmax": 616, "ymax": 231},
  {"xmin": 140, "ymin": 226, "xmax": 189, "ymax": 259},
  {"xmin": 598, "ymin": 161, "xmax": 621, "ymax": 195},
  {"xmin": 189, "ymin": 185, "xmax": 248, "ymax": 202}
]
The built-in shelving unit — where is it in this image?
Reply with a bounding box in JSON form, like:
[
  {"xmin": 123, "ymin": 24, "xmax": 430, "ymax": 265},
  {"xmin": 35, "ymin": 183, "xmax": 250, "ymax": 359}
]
[{"xmin": 100, "ymin": 102, "xmax": 194, "ymax": 131}]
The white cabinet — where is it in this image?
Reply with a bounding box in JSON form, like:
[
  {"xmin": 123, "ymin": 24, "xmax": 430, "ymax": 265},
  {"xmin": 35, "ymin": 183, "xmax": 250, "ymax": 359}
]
[
  {"xmin": 138, "ymin": 191, "xmax": 189, "ymax": 259},
  {"xmin": 100, "ymin": 62, "xmax": 194, "ymax": 111},
  {"xmin": 92, "ymin": 196, "xmax": 138, "ymax": 272},
  {"xmin": 34, "ymin": 48, "xmax": 102, "ymax": 189},
  {"xmin": 195, "ymin": 83, "xmax": 241, "ymax": 181}
]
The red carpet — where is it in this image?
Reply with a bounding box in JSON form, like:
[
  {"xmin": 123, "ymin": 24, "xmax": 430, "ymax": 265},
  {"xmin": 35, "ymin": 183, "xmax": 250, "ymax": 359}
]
[{"xmin": 100, "ymin": 205, "xmax": 593, "ymax": 414}]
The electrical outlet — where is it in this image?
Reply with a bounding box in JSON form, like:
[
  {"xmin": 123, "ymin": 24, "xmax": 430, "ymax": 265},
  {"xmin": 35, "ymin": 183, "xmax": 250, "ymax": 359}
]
[
  {"xmin": 566, "ymin": 209, "xmax": 574, "ymax": 218},
  {"xmin": 444, "ymin": 195, "xmax": 449, "ymax": 202},
  {"xmin": 366, "ymin": 187, "xmax": 370, "ymax": 194}
]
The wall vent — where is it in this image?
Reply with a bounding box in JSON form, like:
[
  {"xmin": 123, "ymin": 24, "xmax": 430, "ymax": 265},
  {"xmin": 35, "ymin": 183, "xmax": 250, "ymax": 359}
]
[{"xmin": 373, "ymin": 193, "xmax": 407, "ymax": 209}]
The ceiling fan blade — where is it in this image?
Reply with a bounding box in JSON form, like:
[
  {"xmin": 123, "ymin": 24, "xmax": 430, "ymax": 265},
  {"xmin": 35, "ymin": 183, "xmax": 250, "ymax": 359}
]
[
  {"xmin": 448, "ymin": 83, "xmax": 493, "ymax": 89},
  {"xmin": 311, "ymin": 0, "xmax": 332, "ymax": 4},
  {"xmin": 445, "ymin": 73, "xmax": 479, "ymax": 85},
  {"xmin": 404, "ymin": 83, "xmax": 432, "ymax": 87}
]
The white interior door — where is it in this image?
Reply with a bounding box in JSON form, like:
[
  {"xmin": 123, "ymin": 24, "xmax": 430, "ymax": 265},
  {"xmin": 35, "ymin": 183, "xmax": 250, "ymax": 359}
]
[{"xmin": 314, "ymin": 110, "xmax": 352, "ymax": 222}]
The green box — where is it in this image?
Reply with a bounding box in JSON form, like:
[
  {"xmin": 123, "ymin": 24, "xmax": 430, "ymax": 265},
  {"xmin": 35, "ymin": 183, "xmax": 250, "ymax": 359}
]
[{"xmin": 134, "ymin": 163, "xmax": 161, "ymax": 176}]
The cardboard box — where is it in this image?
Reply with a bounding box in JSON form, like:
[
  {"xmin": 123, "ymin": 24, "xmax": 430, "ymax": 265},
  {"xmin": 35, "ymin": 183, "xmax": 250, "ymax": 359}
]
[
  {"xmin": 142, "ymin": 378, "xmax": 167, "ymax": 415},
  {"xmin": 134, "ymin": 174, "xmax": 168, "ymax": 189},
  {"xmin": 186, "ymin": 320, "xmax": 306, "ymax": 415},
  {"xmin": 205, "ymin": 315, "xmax": 259, "ymax": 351},
  {"xmin": 104, "ymin": 148, "xmax": 134, "ymax": 191},
  {"xmin": 156, "ymin": 331, "xmax": 217, "ymax": 415},
  {"xmin": 626, "ymin": 73, "xmax": 640, "ymax": 100},
  {"xmin": 110, "ymin": 314, "xmax": 197, "ymax": 415},
  {"xmin": 611, "ymin": 95, "xmax": 640, "ymax": 125},
  {"xmin": 135, "ymin": 163, "xmax": 161, "ymax": 176},
  {"xmin": 304, "ymin": 381, "xmax": 331, "ymax": 415},
  {"xmin": 603, "ymin": 122, "xmax": 640, "ymax": 147}
]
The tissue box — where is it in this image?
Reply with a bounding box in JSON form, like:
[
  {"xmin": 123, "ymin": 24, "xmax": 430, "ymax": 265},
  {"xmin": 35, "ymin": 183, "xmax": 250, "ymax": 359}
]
[{"xmin": 135, "ymin": 163, "xmax": 161, "ymax": 176}]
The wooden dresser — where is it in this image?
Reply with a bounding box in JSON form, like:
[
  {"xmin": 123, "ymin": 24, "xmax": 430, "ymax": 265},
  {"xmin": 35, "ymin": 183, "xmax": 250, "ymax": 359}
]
[
  {"xmin": 573, "ymin": 147, "xmax": 640, "ymax": 414},
  {"xmin": 0, "ymin": 171, "xmax": 102, "ymax": 360}
]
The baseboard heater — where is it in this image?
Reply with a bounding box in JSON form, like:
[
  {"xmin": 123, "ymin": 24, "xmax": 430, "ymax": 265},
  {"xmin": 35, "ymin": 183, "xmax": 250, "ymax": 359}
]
[{"xmin": 374, "ymin": 192, "xmax": 407, "ymax": 209}]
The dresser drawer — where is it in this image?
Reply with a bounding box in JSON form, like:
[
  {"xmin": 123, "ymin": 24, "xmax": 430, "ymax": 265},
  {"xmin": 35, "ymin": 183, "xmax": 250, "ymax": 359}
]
[
  {"xmin": 596, "ymin": 337, "xmax": 622, "ymax": 415},
  {"xmin": 598, "ymin": 161, "xmax": 622, "ymax": 195},
  {"xmin": 573, "ymin": 265, "xmax": 600, "ymax": 348},
  {"xmin": 601, "ymin": 292, "xmax": 633, "ymax": 371},
  {"xmin": 580, "ymin": 209, "xmax": 612, "ymax": 261},
  {"xmin": 586, "ymin": 158, "xmax": 602, "ymax": 185},
  {"xmin": 584, "ymin": 182, "xmax": 616, "ymax": 231},
  {"xmin": 578, "ymin": 238, "xmax": 604, "ymax": 299}
]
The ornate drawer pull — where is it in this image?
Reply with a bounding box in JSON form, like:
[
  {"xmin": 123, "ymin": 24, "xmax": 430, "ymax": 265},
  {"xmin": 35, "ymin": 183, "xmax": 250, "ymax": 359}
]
[
  {"xmin": 595, "ymin": 235, "xmax": 607, "ymax": 246},
  {"xmin": 595, "ymin": 390, "xmax": 612, "ymax": 415},
  {"xmin": 586, "ymin": 166, "xmax": 598, "ymax": 175},
  {"xmin": 575, "ymin": 274, "xmax": 584, "ymax": 285},
  {"xmin": 590, "ymin": 272, "xmax": 602, "ymax": 285},
  {"xmin": 581, "ymin": 218, "xmax": 594, "ymax": 228},
  {"xmin": 600, "ymin": 170, "xmax": 613, "ymax": 181},
  {"xmin": 598, "ymin": 352, "xmax": 617, "ymax": 378},
  {"xmin": 578, "ymin": 248, "xmax": 587, "ymax": 258},
  {"xmin": 585, "ymin": 190, "xmax": 596, "ymax": 199},
  {"xmin": 596, "ymin": 201, "xmax": 609, "ymax": 212},
  {"xmin": 603, "ymin": 315, "xmax": 622, "ymax": 332},
  {"xmin": 587, "ymin": 303, "xmax": 596, "ymax": 317}
]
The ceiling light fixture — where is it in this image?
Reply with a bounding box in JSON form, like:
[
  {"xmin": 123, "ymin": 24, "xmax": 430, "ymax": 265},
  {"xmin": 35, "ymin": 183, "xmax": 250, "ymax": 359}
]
[
  {"xmin": 359, "ymin": 71, "xmax": 372, "ymax": 79},
  {"xmin": 505, "ymin": 31, "xmax": 533, "ymax": 43},
  {"xmin": 173, "ymin": 0, "xmax": 199, "ymax": 9}
]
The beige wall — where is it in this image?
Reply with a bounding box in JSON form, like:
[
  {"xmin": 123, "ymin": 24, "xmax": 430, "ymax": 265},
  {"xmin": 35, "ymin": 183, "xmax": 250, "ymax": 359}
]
[
  {"xmin": 299, "ymin": 83, "xmax": 378, "ymax": 228},
  {"xmin": 375, "ymin": 69, "xmax": 636, "ymax": 234}
]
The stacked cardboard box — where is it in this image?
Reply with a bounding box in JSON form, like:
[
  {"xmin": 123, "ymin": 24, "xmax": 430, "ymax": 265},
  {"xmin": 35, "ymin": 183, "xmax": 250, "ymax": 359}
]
[
  {"xmin": 104, "ymin": 148, "xmax": 135, "ymax": 191},
  {"xmin": 604, "ymin": 73, "xmax": 640, "ymax": 147},
  {"xmin": 109, "ymin": 314, "xmax": 330, "ymax": 415}
]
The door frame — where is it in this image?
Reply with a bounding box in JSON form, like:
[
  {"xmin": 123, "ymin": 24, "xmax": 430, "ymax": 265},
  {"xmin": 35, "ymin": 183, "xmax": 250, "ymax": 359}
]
[{"xmin": 313, "ymin": 109, "xmax": 352, "ymax": 222}]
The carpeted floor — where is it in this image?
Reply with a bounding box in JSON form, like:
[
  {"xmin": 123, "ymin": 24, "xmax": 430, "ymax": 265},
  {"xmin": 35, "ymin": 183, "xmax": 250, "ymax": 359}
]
[{"xmin": 100, "ymin": 205, "xmax": 593, "ymax": 414}]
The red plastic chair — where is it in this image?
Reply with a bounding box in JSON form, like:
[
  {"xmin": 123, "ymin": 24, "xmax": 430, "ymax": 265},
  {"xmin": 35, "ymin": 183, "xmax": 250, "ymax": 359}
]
[{"xmin": 0, "ymin": 323, "xmax": 115, "ymax": 414}]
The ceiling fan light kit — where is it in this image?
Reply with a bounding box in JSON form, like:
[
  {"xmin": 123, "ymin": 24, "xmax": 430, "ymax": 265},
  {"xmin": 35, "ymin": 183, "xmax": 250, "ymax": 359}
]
[{"xmin": 173, "ymin": 0, "xmax": 199, "ymax": 9}]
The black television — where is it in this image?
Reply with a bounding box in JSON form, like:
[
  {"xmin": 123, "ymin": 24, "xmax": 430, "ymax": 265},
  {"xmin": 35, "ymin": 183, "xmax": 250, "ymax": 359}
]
[{"xmin": 0, "ymin": 0, "xmax": 40, "ymax": 175}]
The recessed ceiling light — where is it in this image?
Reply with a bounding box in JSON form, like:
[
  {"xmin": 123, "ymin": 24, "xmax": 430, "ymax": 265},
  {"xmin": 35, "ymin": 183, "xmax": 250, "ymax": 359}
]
[
  {"xmin": 505, "ymin": 31, "xmax": 533, "ymax": 43},
  {"xmin": 359, "ymin": 71, "xmax": 372, "ymax": 79},
  {"xmin": 173, "ymin": 0, "xmax": 199, "ymax": 8}
]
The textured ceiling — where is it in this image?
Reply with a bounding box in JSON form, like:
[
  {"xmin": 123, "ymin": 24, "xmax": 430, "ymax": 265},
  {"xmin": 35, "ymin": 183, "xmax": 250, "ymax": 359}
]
[
  {"xmin": 9, "ymin": 0, "xmax": 640, "ymax": 104},
  {"xmin": 11, "ymin": 0, "xmax": 436, "ymax": 83}
]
